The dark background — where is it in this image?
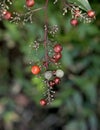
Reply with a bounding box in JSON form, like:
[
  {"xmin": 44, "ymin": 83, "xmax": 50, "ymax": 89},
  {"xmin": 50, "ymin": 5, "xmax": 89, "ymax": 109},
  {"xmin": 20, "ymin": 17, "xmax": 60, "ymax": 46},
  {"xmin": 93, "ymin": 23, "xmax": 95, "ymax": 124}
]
[{"xmin": 0, "ymin": 0, "xmax": 100, "ymax": 130}]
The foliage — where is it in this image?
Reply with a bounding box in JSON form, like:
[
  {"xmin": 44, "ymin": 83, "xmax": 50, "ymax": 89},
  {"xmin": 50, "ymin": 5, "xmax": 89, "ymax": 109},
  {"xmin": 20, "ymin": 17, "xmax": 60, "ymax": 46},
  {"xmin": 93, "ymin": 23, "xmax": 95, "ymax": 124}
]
[{"xmin": 0, "ymin": 0, "xmax": 100, "ymax": 130}]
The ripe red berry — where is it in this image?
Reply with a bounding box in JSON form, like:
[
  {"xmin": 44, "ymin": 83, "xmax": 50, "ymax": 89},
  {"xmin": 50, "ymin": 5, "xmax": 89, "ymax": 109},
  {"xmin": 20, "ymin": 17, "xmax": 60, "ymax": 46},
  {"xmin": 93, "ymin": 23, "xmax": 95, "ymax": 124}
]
[
  {"xmin": 54, "ymin": 77, "xmax": 60, "ymax": 85},
  {"xmin": 53, "ymin": 53, "xmax": 62, "ymax": 60},
  {"xmin": 31, "ymin": 65, "xmax": 40, "ymax": 75},
  {"xmin": 40, "ymin": 99, "xmax": 47, "ymax": 106},
  {"xmin": 70, "ymin": 19, "xmax": 78, "ymax": 26},
  {"xmin": 87, "ymin": 10, "xmax": 95, "ymax": 18},
  {"xmin": 3, "ymin": 11, "xmax": 11, "ymax": 20},
  {"xmin": 49, "ymin": 80, "xmax": 55, "ymax": 87},
  {"xmin": 54, "ymin": 44, "xmax": 63, "ymax": 53},
  {"xmin": 26, "ymin": 0, "xmax": 35, "ymax": 7}
]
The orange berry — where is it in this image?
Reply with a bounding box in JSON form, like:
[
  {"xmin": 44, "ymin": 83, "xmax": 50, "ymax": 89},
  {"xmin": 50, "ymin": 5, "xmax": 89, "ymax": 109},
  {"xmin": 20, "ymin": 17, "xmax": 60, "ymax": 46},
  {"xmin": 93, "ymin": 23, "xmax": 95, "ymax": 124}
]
[{"xmin": 31, "ymin": 65, "xmax": 40, "ymax": 75}]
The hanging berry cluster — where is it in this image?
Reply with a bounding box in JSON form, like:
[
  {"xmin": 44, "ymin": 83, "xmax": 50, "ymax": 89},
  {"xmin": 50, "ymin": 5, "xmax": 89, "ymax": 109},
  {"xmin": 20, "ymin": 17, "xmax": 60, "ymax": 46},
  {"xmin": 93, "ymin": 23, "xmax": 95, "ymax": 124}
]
[
  {"xmin": 63, "ymin": 1, "xmax": 95, "ymax": 26},
  {"xmin": 30, "ymin": 24, "xmax": 64, "ymax": 106},
  {"xmin": 0, "ymin": 0, "xmax": 95, "ymax": 106}
]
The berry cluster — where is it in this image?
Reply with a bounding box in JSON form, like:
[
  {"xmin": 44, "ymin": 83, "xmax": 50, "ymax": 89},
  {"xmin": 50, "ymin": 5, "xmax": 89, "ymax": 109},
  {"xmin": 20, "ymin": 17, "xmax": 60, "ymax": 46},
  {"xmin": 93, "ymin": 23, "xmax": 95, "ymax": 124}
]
[
  {"xmin": 0, "ymin": 0, "xmax": 41, "ymax": 24},
  {"xmin": 0, "ymin": 0, "xmax": 95, "ymax": 106},
  {"xmin": 0, "ymin": 0, "xmax": 95, "ymax": 25},
  {"xmin": 30, "ymin": 42, "xmax": 64, "ymax": 106},
  {"xmin": 63, "ymin": 3, "xmax": 95, "ymax": 26},
  {"xmin": 40, "ymin": 69, "xmax": 64, "ymax": 106},
  {"xmin": 31, "ymin": 67, "xmax": 64, "ymax": 106},
  {"xmin": 51, "ymin": 44, "xmax": 63, "ymax": 63},
  {"xmin": 70, "ymin": 9, "xmax": 95, "ymax": 26}
]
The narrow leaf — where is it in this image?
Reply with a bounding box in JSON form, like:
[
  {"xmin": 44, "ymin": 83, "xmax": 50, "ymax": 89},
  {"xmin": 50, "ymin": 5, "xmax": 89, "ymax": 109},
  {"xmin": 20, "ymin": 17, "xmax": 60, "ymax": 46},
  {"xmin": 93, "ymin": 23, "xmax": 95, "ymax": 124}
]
[{"xmin": 68, "ymin": 0, "xmax": 91, "ymax": 11}]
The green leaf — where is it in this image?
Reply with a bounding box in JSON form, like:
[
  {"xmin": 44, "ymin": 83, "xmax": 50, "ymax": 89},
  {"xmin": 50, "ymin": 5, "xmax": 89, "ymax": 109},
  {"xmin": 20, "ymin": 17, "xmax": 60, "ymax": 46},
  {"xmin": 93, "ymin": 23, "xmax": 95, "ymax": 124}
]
[
  {"xmin": 50, "ymin": 99, "xmax": 62, "ymax": 107},
  {"xmin": 71, "ymin": 76, "xmax": 97, "ymax": 103},
  {"xmin": 68, "ymin": 0, "xmax": 91, "ymax": 11},
  {"xmin": 64, "ymin": 120, "xmax": 78, "ymax": 130}
]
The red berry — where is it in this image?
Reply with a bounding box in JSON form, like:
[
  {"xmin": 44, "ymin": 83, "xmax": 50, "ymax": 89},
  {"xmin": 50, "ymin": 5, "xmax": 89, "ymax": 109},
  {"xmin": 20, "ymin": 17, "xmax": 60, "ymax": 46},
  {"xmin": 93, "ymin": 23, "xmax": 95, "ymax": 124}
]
[
  {"xmin": 26, "ymin": 0, "xmax": 35, "ymax": 7},
  {"xmin": 31, "ymin": 65, "xmax": 40, "ymax": 75},
  {"xmin": 53, "ymin": 53, "xmax": 62, "ymax": 60},
  {"xmin": 40, "ymin": 99, "xmax": 47, "ymax": 106},
  {"xmin": 87, "ymin": 10, "xmax": 95, "ymax": 18},
  {"xmin": 70, "ymin": 19, "xmax": 78, "ymax": 26},
  {"xmin": 54, "ymin": 44, "xmax": 63, "ymax": 53},
  {"xmin": 49, "ymin": 80, "xmax": 55, "ymax": 87},
  {"xmin": 3, "ymin": 11, "xmax": 11, "ymax": 20},
  {"xmin": 54, "ymin": 77, "xmax": 60, "ymax": 85}
]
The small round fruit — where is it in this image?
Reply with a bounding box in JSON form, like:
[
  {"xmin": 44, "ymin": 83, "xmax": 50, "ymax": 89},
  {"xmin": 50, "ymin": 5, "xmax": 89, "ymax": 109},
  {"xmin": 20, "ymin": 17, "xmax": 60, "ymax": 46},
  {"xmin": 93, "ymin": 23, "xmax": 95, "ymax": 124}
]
[
  {"xmin": 3, "ymin": 11, "xmax": 11, "ymax": 20},
  {"xmin": 87, "ymin": 10, "xmax": 95, "ymax": 18},
  {"xmin": 40, "ymin": 99, "xmax": 47, "ymax": 106},
  {"xmin": 70, "ymin": 19, "xmax": 78, "ymax": 26},
  {"xmin": 26, "ymin": 0, "xmax": 35, "ymax": 7},
  {"xmin": 31, "ymin": 65, "xmax": 40, "ymax": 75},
  {"xmin": 54, "ymin": 44, "xmax": 63, "ymax": 53},
  {"xmin": 49, "ymin": 80, "xmax": 55, "ymax": 87},
  {"xmin": 53, "ymin": 53, "xmax": 62, "ymax": 60},
  {"xmin": 54, "ymin": 77, "xmax": 61, "ymax": 85},
  {"xmin": 44, "ymin": 71, "xmax": 52, "ymax": 80},
  {"xmin": 56, "ymin": 69, "xmax": 64, "ymax": 78}
]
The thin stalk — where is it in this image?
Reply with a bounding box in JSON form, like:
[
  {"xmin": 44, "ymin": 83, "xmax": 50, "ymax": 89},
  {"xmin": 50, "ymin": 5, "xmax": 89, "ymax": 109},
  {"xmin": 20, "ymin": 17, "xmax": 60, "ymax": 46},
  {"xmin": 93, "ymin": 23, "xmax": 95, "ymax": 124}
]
[{"xmin": 44, "ymin": 0, "xmax": 49, "ymax": 69}]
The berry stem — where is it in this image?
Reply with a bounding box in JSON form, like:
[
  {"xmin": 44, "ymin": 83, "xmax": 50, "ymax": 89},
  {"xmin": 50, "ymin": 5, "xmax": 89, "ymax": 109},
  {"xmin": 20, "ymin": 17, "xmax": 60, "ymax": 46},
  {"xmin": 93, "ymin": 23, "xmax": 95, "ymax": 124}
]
[
  {"xmin": 27, "ymin": 7, "xmax": 45, "ymax": 14},
  {"xmin": 64, "ymin": 1, "xmax": 73, "ymax": 10},
  {"xmin": 44, "ymin": 0, "xmax": 49, "ymax": 69}
]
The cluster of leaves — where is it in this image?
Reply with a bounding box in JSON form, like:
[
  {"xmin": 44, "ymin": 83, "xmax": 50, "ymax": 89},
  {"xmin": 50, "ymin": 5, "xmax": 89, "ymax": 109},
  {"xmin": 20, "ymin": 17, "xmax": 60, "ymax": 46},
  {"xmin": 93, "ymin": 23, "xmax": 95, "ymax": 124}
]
[{"xmin": 0, "ymin": 0, "xmax": 100, "ymax": 130}]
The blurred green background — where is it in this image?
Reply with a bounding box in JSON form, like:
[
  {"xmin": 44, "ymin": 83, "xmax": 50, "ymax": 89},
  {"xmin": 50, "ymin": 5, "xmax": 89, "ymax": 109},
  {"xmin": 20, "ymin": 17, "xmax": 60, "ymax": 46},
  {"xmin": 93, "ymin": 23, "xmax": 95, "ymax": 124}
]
[{"xmin": 0, "ymin": 0, "xmax": 100, "ymax": 130}]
